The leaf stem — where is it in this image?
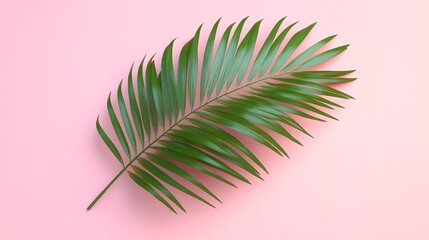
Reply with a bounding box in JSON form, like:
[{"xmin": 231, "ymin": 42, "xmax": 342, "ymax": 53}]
[{"xmin": 87, "ymin": 72, "xmax": 287, "ymax": 210}]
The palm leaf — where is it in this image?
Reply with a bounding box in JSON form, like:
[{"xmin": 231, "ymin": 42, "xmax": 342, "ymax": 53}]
[{"xmin": 88, "ymin": 17, "xmax": 356, "ymax": 212}]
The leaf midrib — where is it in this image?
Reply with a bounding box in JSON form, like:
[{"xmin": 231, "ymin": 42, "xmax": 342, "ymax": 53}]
[{"xmin": 87, "ymin": 71, "xmax": 287, "ymax": 210}]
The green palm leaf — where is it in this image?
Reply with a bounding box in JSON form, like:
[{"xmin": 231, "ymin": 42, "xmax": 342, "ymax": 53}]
[{"xmin": 89, "ymin": 17, "xmax": 356, "ymax": 212}]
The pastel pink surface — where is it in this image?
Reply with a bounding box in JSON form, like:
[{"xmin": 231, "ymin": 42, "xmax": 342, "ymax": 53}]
[{"xmin": 1, "ymin": 0, "xmax": 428, "ymax": 239}]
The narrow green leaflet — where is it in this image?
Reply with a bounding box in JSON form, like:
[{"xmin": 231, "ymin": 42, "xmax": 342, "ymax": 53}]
[
  {"xmin": 283, "ymin": 35, "xmax": 336, "ymax": 71},
  {"xmin": 292, "ymin": 70, "xmax": 355, "ymax": 78},
  {"xmin": 96, "ymin": 117, "xmax": 124, "ymax": 166},
  {"xmin": 107, "ymin": 93, "xmax": 131, "ymax": 160},
  {"xmin": 296, "ymin": 45, "xmax": 349, "ymax": 70},
  {"xmin": 117, "ymin": 81, "xmax": 137, "ymax": 154},
  {"xmin": 127, "ymin": 64, "xmax": 144, "ymax": 146},
  {"xmin": 145, "ymin": 58, "xmax": 164, "ymax": 131},
  {"xmin": 177, "ymin": 40, "xmax": 192, "ymax": 115},
  {"xmin": 207, "ymin": 23, "xmax": 234, "ymax": 100},
  {"xmin": 161, "ymin": 40, "xmax": 179, "ymax": 123},
  {"xmin": 188, "ymin": 25, "xmax": 202, "ymax": 110},
  {"xmin": 137, "ymin": 57, "xmax": 151, "ymax": 141},
  {"xmin": 200, "ymin": 19, "xmax": 221, "ymax": 103}
]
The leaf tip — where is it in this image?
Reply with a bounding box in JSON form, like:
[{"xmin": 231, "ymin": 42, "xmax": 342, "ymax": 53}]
[
  {"xmin": 139, "ymin": 55, "xmax": 146, "ymax": 69},
  {"xmin": 170, "ymin": 38, "xmax": 177, "ymax": 45},
  {"xmin": 306, "ymin": 132, "xmax": 314, "ymax": 138},
  {"xmin": 195, "ymin": 24, "xmax": 203, "ymax": 33},
  {"xmin": 107, "ymin": 92, "xmax": 112, "ymax": 102},
  {"xmin": 149, "ymin": 53, "xmax": 156, "ymax": 62},
  {"xmin": 96, "ymin": 116, "xmax": 102, "ymax": 129}
]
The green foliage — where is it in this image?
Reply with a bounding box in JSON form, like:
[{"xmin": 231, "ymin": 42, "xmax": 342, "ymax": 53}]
[{"xmin": 89, "ymin": 17, "xmax": 356, "ymax": 212}]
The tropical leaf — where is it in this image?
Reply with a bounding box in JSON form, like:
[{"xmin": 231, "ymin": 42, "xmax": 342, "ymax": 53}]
[{"xmin": 88, "ymin": 17, "xmax": 356, "ymax": 212}]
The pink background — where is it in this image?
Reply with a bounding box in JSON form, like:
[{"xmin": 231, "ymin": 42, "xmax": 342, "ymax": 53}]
[{"xmin": 1, "ymin": 0, "xmax": 428, "ymax": 239}]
